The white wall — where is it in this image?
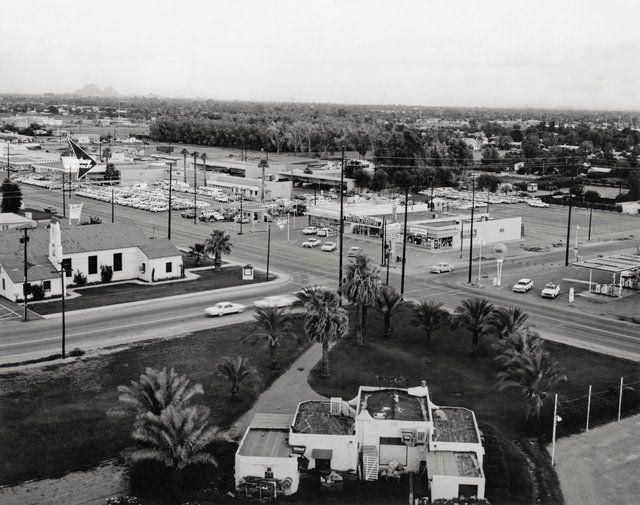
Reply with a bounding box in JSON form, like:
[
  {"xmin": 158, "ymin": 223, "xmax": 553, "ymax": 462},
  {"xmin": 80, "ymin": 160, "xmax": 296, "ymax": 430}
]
[
  {"xmin": 288, "ymin": 432, "xmax": 358, "ymax": 472},
  {"xmin": 430, "ymin": 475, "xmax": 485, "ymax": 501},
  {"xmin": 63, "ymin": 247, "xmax": 143, "ymax": 284},
  {"xmin": 140, "ymin": 255, "xmax": 183, "ymax": 282},
  {"xmin": 235, "ymin": 455, "xmax": 299, "ymax": 494}
]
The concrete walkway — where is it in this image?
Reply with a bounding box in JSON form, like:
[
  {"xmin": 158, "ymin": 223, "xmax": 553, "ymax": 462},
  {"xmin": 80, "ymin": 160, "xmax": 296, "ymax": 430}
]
[
  {"xmin": 229, "ymin": 342, "xmax": 326, "ymax": 437},
  {"xmin": 552, "ymin": 414, "xmax": 640, "ymax": 505}
]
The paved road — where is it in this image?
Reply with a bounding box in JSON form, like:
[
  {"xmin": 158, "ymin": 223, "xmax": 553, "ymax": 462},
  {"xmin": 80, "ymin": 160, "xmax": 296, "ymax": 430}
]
[{"xmin": 2, "ymin": 184, "xmax": 640, "ymax": 363}]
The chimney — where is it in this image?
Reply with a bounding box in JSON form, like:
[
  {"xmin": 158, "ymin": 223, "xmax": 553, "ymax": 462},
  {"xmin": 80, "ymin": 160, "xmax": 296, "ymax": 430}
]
[{"xmin": 49, "ymin": 219, "xmax": 63, "ymax": 263}]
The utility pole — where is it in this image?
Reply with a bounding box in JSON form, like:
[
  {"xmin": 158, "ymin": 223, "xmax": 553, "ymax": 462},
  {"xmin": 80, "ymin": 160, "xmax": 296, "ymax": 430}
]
[
  {"xmin": 111, "ymin": 185, "xmax": 115, "ymax": 223},
  {"xmin": 239, "ymin": 189, "xmax": 244, "ymax": 235},
  {"xmin": 266, "ymin": 224, "xmax": 271, "ymax": 280},
  {"xmin": 192, "ymin": 152, "xmax": 198, "ymax": 225},
  {"xmin": 5, "ymin": 143, "xmax": 10, "ymax": 179},
  {"xmin": 468, "ymin": 175, "xmax": 476, "ymax": 284},
  {"xmin": 338, "ymin": 147, "xmax": 345, "ymax": 296},
  {"xmin": 62, "ymin": 172, "xmax": 66, "ymax": 218},
  {"xmin": 57, "ymin": 262, "xmax": 67, "ymax": 358},
  {"xmin": 381, "ymin": 215, "xmax": 386, "ymax": 266},
  {"xmin": 588, "ymin": 205, "xmax": 593, "ymax": 241},
  {"xmin": 19, "ymin": 227, "xmax": 30, "ymax": 321},
  {"xmin": 167, "ymin": 161, "xmax": 174, "ymax": 240},
  {"xmin": 400, "ymin": 184, "xmax": 409, "ymax": 296},
  {"xmin": 565, "ymin": 162, "xmax": 575, "ymax": 267}
]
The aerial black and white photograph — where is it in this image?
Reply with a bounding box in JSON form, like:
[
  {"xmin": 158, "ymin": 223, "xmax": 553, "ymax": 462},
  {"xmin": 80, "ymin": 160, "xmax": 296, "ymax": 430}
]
[{"xmin": 0, "ymin": 1, "xmax": 639, "ymax": 504}]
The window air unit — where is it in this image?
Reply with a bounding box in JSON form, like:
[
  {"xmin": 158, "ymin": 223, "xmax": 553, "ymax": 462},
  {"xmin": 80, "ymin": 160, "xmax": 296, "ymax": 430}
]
[{"xmin": 401, "ymin": 429, "xmax": 416, "ymax": 444}]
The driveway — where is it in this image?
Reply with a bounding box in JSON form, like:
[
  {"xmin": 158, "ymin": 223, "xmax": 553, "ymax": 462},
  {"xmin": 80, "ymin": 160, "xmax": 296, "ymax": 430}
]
[{"xmin": 553, "ymin": 414, "xmax": 640, "ymax": 505}]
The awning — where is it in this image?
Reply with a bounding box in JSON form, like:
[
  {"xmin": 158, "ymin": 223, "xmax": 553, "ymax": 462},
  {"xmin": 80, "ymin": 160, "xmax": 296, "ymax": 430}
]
[
  {"xmin": 573, "ymin": 254, "xmax": 640, "ymax": 274},
  {"xmin": 311, "ymin": 449, "xmax": 333, "ymax": 460}
]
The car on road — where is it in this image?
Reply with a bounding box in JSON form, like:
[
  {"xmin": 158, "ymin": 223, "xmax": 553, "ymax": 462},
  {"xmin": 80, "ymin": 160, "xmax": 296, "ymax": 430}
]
[
  {"xmin": 316, "ymin": 228, "xmax": 330, "ymax": 237},
  {"xmin": 321, "ymin": 241, "xmax": 337, "ymax": 252},
  {"xmin": 512, "ymin": 278, "xmax": 534, "ymax": 293},
  {"xmin": 199, "ymin": 211, "xmax": 224, "ymax": 222},
  {"xmin": 43, "ymin": 206, "xmax": 58, "ymax": 214},
  {"xmin": 527, "ymin": 199, "xmax": 550, "ymax": 208},
  {"xmin": 254, "ymin": 295, "xmax": 297, "ymax": 309},
  {"xmin": 302, "ymin": 238, "xmax": 321, "ymax": 248},
  {"xmin": 302, "ymin": 226, "xmax": 318, "ymax": 235},
  {"xmin": 181, "ymin": 210, "xmax": 196, "ymax": 219},
  {"xmin": 204, "ymin": 302, "xmax": 246, "ymax": 317},
  {"xmin": 430, "ymin": 262, "xmax": 454, "ymax": 274},
  {"xmin": 347, "ymin": 246, "xmax": 363, "ymax": 257},
  {"xmin": 541, "ymin": 282, "xmax": 561, "ymax": 299}
]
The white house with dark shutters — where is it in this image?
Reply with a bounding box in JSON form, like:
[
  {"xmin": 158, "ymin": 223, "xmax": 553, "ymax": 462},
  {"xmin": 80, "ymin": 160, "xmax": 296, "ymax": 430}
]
[{"xmin": 0, "ymin": 219, "xmax": 182, "ymax": 302}]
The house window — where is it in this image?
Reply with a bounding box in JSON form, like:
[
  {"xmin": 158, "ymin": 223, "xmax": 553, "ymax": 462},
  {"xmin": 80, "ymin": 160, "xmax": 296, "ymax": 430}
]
[
  {"xmin": 113, "ymin": 253, "xmax": 122, "ymax": 272},
  {"xmin": 88, "ymin": 256, "xmax": 98, "ymax": 275},
  {"xmin": 43, "ymin": 280, "xmax": 51, "ymax": 291},
  {"xmin": 62, "ymin": 258, "xmax": 72, "ymax": 277},
  {"xmin": 165, "ymin": 261, "xmax": 172, "ymax": 273}
]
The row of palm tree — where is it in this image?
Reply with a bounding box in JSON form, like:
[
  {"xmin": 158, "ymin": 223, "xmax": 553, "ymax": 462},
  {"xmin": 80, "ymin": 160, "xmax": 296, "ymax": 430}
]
[{"xmin": 179, "ymin": 148, "xmax": 209, "ymax": 187}]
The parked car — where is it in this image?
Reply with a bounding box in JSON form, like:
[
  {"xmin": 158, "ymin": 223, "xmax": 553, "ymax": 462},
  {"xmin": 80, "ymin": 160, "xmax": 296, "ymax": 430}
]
[
  {"xmin": 181, "ymin": 210, "xmax": 196, "ymax": 219},
  {"xmin": 199, "ymin": 211, "xmax": 224, "ymax": 222},
  {"xmin": 302, "ymin": 226, "xmax": 318, "ymax": 235},
  {"xmin": 235, "ymin": 215, "xmax": 250, "ymax": 224},
  {"xmin": 527, "ymin": 199, "xmax": 549, "ymax": 208},
  {"xmin": 541, "ymin": 282, "xmax": 561, "ymax": 299},
  {"xmin": 302, "ymin": 238, "xmax": 321, "ymax": 248},
  {"xmin": 204, "ymin": 302, "xmax": 246, "ymax": 317},
  {"xmin": 347, "ymin": 246, "xmax": 363, "ymax": 257},
  {"xmin": 321, "ymin": 241, "xmax": 337, "ymax": 252},
  {"xmin": 254, "ymin": 295, "xmax": 297, "ymax": 309},
  {"xmin": 430, "ymin": 262, "xmax": 454, "ymax": 274},
  {"xmin": 43, "ymin": 205, "xmax": 58, "ymax": 214},
  {"xmin": 316, "ymin": 228, "xmax": 330, "ymax": 237},
  {"xmin": 512, "ymin": 278, "xmax": 534, "ymax": 293}
]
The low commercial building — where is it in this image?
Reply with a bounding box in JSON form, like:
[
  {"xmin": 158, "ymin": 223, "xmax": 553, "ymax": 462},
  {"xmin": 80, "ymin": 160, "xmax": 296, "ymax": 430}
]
[
  {"xmin": 0, "ymin": 220, "xmax": 182, "ymax": 302},
  {"xmin": 206, "ymin": 173, "xmax": 292, "ymax": 201},
  {"xmin": 0, "ymin": 213, "xmax": 36, "ymax": 231},
  {"xmin": 235, "ymin": 382, "xmax": 485, "ymax": 502}
]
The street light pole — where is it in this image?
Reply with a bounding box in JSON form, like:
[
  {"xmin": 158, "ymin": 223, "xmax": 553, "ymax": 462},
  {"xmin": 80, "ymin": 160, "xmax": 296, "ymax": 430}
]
[
  {"xmin": 338, "ymin": 146, "xmax": 345, "ymax": 295},
  {"xmin": 588, "ymin": 205, "xmax": 593, "ymax": 241},
  {"xmin": 266, "ymin": 224, "xmax": 271, "ymax": 280},
  {"xmin": 62, "ymin": 172, "xmax": 66, "ymax": 218},
  {"xmin": 59, "ymin": 263, "xmax": 67, "ymax": 358},
  {"xmin": 111, "ymin": 185, "xmax": 115, "ymax": 223},
  {"xmin": 468, "ymin": 175, "xmax": 476, "ymax": 284},
  {"xmin": 239, "ymin": 189, "xmax": 244, "ymax": 235},
  {"xmin": 168, "ymin": 161, "xmax": 174, "ymax": 240},
  {"xmin": 19, "ymin": 227, "xmax": 30, "ymax": 322},
  {"xmin": 400, "ymin": 184, "xmax": 409, "ymax": 296}
]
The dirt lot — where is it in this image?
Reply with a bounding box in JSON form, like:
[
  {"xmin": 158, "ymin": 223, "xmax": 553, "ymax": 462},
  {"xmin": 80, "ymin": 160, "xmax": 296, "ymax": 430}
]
[{"xmin": 553, "ymin": 414, "xmax": 640, "ymax": 505}]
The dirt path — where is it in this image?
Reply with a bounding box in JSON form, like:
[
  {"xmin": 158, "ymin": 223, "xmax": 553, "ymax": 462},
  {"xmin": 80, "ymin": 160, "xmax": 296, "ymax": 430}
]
[
  {"xmin": 552, "ymin": 414, "xmax": 640, "ymax": 505},
  {"xmin": 229, "ymin": 342, "xmax": 326, "ymax": 436}
]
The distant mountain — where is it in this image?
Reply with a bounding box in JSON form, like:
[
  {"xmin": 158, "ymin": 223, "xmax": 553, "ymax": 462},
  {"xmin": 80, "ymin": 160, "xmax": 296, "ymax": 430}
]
[{"xmin": 73, "ymin": 84, "xmax": 120, "ymax": 97}]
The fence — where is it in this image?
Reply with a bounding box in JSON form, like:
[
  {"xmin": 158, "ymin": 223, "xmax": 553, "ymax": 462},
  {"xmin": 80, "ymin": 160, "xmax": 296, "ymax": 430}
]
[{"xmin": 539, "ymin": 195, "xmax": 621, "ymax": 212}]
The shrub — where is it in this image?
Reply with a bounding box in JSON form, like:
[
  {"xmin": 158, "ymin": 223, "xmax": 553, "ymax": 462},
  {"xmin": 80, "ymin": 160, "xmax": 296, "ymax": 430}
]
[
  {"xmin": 100, "ymin": 265, "xmax": 114, "ymax": 283},
  {"xmin": 73, "ymin": 270, "xmax": 87, "ymax": 286},
  {"xmin": 68, "ymin": 347, "xmax": 85, "ymax": 357},
  {"xmin": 29, "ymin": 284, "xmax": 45, "ymax": 301}
]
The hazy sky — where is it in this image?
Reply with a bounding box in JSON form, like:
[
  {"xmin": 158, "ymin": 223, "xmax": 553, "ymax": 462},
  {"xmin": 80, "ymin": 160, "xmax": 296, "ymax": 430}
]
[{"xmin": 1, "ymin": 0, "xmax": 638, "ymax": 108}]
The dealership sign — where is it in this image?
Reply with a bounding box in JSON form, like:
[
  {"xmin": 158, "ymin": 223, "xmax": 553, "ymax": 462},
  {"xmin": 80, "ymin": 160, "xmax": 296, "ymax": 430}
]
[{"xmin": 345, "ymin": 215, "xmax": 383, "ymax": 227}]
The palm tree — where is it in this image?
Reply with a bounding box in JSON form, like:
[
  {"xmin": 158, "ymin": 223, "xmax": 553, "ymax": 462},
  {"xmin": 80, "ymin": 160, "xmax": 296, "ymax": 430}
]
[
  {"xmin": 412, "ymin": 301, "xmax": 450, "ymax": 346},
  {"xmin": 102, "ymin": 146, "xmax": 112, "ymax": 165},
  {"xmin": 200, "ymin": 152, "xmax": 208, "ymax": 187},
  {"xmin": 189, "ymin": 243, "xmax": 206, "ymax": 266},
  {"xmin": 295, "ymin": 286, "xmax": 349, "ymax": 377},
  {"xmin": 455, "ymin": 297, "xmax": 494, "ymax": 348},
  {"xmin": 340, "ymin": 254, "xmax": 380, "ymax": 346},
  {"xmin": 204, "ymin": 229, "xmax": 232, "ymax": 270},
  {"xmin": 114, "ymin": 367, "xmax": 203, "ymax": 418},
  {"xmin": 246, "ymin": 306, "xmax": 297, "ymax": 369},
  {"xmin": 127, "ymin": 404, "xmax": 223, "ymax": 489},
  {"xmin": 191, "ymin": 151, "xmax": 199, "ymax": 191},
  {"xmin": 180, "ymin": 148, "xmax": 189, "ymax": 183},
  {"xmin": 493, "ymin": 329, "xmax": 544, "ymax": 369},
  {"xmin": 215, "ymin": 356, "xmax": 260, "ymax": 401},
  {"xmin": 496, "ymin": 349, "xmax": 566, "ymax": 418},
  {"xmin": 376, "ymin": 285, "xmax": 403, "ymax": 339},
  {"xmin": 488, "ymin": 306, "xmax": 531, "ymax": 339}
]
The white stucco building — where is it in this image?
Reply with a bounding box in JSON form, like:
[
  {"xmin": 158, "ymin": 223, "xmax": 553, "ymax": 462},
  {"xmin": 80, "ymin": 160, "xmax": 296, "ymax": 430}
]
[{"xmin": 0, "ymin": 220, "xmax": 182, "ymax": 302}]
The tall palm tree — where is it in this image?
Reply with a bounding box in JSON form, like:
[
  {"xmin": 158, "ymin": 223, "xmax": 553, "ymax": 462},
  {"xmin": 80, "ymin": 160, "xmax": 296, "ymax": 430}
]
[
  {"xmin": 411, "ymin": 301, "xmax": 450, "ymax": 346},
  {"xmin": 204, "ymin": 229, "xmax": 232, "ymax": 270},
  {"xmin": 246, "ymin": 306, "xmax": 297, "ymax": 369},
  {"xmin": 493, "ymin": 329, "xmax": 544, "ymax": 369},
  {"xmin": 340, "ymin": 254, "xmax": 380, "ymax": 346},
  {"xmin": 189, "ymin": 242, "xmax": 206, "ymax": 266},
  {"xmin": 191, "ymin": 151, "xmax": 199, "ymax": 190},
  {"xmin": 488, "ymin": 306, "xmax": 531, "ymax": 339},
  {"xmin": 295, "ymin": 286, "xmax": 349, "ymax": 377},
  {"xmin": 496, "ymin": 349, "xmax": 566, "ymax": 418},
  {"xmin": 180, "ymin": 148, "xmax": 189, "ymax": 183},
  {"xmin": 455, "ymin": 297, "xmax": 494, "ymax": 348},
  {"xmin": 102, "ymin": 146, "xmax": 112, "ymax": 165},
  {"xmin": 376, "ymin": 285, "xmax": 403, "ymax": 339},
  {"xmin": 114, "ymin": 367, "xmax": 203, "ymax": 418},
  {"xmin": 200, "ymin": 152, "xmax": 208, "ymax": 187},
  {"xmin": 127, "ymin": 404, "xmax": 223, "ymax": 489},
  {"xmin": 215, "ymin": 356, "xmax": 260, "ymax": 401}
]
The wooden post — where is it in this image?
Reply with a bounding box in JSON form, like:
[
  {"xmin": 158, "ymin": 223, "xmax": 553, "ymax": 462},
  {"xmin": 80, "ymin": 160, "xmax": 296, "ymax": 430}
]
[
  {"xmin": 586, "ymin": 385, "xmax": 591, "ymax": 432},
  {"xmin": 551, "ymin": 393, "xmax": 558, "ymax": 466},
  {"xmin": 618, "ymin": 377, "xmax": 624, "ymax": 422}
]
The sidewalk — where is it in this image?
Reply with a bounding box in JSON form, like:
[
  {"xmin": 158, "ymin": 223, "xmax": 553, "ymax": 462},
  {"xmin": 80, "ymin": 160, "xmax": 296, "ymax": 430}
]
[{"xmin": 552, "ymin": 414, "xmax": 640, "ymax": 505}]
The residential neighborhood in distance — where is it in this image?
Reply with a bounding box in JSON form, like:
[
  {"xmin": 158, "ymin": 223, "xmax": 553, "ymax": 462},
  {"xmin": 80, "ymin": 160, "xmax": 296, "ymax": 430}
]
[{"xmin": 1, "ymin": 2, "xmax": 639, "ymax": 505}]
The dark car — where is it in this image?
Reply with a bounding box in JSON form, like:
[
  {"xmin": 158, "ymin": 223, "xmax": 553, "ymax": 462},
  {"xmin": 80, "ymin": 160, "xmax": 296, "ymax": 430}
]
[
  {"xmin": 44, "ymin": 206, "xmax": 58, "ymax": 214},
  {"xmin": 181, "ymin": 210, "xmax": 196, "ymax": 219}
]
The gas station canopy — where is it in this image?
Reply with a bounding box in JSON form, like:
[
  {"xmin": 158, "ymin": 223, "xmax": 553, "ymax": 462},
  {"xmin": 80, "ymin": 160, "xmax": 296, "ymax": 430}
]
[{"xmin": 573, "ymin": 254, "xmax": 640, "ymax": 273}]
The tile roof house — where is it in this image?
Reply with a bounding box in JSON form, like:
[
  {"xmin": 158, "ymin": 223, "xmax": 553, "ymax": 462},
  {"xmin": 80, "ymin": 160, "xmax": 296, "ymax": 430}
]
[{"xmin": 0, "ymin": 220, "xmax": 182, "ymax": 302}]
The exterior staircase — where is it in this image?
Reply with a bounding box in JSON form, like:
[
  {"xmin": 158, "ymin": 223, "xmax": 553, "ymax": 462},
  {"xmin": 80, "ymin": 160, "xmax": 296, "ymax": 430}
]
[{"xmin": 362, "ymin": 445, "xmax": 379, "ymax": 481}]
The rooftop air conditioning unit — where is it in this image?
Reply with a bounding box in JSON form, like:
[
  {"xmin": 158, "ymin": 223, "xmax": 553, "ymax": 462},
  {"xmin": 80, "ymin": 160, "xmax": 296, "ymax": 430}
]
[
  {"xmin": 330, "ymin": 397, "xmax": 342, "ymax": 415},
  {"xmin": 401, "ymin": 428, "xmax": 416, "ymax": 444}
]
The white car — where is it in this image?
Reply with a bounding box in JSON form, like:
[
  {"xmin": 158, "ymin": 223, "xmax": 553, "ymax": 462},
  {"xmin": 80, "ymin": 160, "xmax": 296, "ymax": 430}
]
[
  {"xmin": 321, "ymin": 241, "xmax": 337, "ymax": 252},
  {"xmin": 302, "ymin": 238, "xmax": 321, "ymax": 248},
  {"xmin": 204, "ymin": 302, "xmax": 246, "ymax": 317},
  {"xmin": 347, "ymin": 246, "xmax": 363, "ymax": 257},
  {"xmin": 527, "ymin": 199, "xmax": 549, "ymax": 208},
  {"xmin": 302, "ymin": 226, "xmax": 318, "ymax": 235},
  {"xmin": 316, "ymin": 228, "xmax": 330, "ymax": 237},
  {"xmin": 254, "ymin": 295, "xmax": 297, "ymax": 309},
  {"xmin": 513, "ymin": 278, "xmax": 534, "ymax": 293},
  {"xmin": 430, "ymin": 262, "xmax": 454, "ymax": 274},
  {"xmin": 541, "ymin": 283, "xmax": 561, "ymax": 299}
]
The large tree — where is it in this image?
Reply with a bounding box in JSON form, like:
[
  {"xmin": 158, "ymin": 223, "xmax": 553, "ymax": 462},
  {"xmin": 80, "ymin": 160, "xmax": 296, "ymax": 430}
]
[
  {"xmin": 376, "ymin": 285, "xmax": 403, "ymax": 339},
  {"xmin": 340, "ymin": 254, "xmax": 380, "ymax": 346},
  {"xmin": 1, "ymin": 178, "xmax": 22, "ymax": 213},
  {"xmin": 455, "ymin": 297, "xmax": 494, "ymax": 348},
  {"xmin": 295, "ymin": 286, "xmax": 348, "ymax": 377},
  {"xmin": 215, "ymin": 355, "xmax": 260, "ymax": 401},
  {"xmin": 411, "ymin": 301, "xmax": 450, "ymax": 346},
  {"xmin": 200, "ymin": 152, "xmax": 208, "ymax": 187},
  {"xmin": 488, "ymin": 306, "xmax": 531, "ymax": 339},
  {"xmin": 180, "ymin": 148, "xmax": 189, "ymax": 183},
  {"xmin": 204, "ymin": 229, "xmax": 232, "ymax": 270},
  {"xmin": 246, "ymin": 306, "xmax": 297, "ymax": 369}
]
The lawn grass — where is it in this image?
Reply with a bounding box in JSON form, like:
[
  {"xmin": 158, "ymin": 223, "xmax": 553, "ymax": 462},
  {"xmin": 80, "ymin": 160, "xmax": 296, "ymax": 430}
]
[
  {"xmin": 308, "ymin": 305, "xmax": 640, "ymax": 505},
  {"xmin": 0, "ymin": 318, "xmax": 309, "ymax": 486},
  {"xmin": 29, "ymin": 266, "xmax": 269, "ymax": 315}
]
